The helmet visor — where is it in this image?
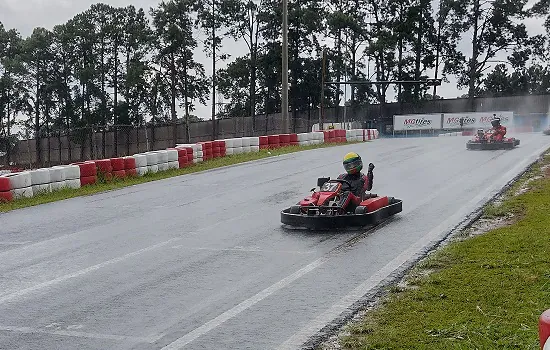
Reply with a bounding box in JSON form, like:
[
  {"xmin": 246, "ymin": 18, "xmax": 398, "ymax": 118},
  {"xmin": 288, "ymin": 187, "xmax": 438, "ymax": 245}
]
[{"xmin": 343, "ymin": 158, "xmax": 362, "ymax": 173}]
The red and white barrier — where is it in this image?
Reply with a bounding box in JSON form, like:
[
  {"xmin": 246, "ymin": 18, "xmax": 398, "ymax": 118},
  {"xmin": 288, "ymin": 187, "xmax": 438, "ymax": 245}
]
[
  {"xmin": 0, "ymin": 176, "xmax": 13, "ymax": 202},
  {"xmin": 1, "ymin": 172, "xmax": 32, "ymax": 199},
  {"xmin": 0, "ymin": 129, "xmax": 381, "ymax": 203},
  {"xmin": 540, "ymin": 309, "xmax": 550, "ymax": 350},
  {"xmin": 73, "ymin": 161, "xmax": 97, "ymax": 186},
  {"xmin": 124, "ymin": 156, "xmax": 138, "ymax": 177}
]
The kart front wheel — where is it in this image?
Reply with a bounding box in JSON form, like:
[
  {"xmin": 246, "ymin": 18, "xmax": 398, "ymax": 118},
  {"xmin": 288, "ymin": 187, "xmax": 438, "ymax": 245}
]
[{"xmin": 290, "ymin": 205, "xmax": 302, "ymax": 214}]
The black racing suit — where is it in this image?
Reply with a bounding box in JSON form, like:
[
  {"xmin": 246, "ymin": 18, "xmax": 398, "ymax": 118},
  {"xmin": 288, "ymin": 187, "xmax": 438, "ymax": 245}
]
[{"xmin": 336, "ymin": 170, "xmax": 373, "ymax": 211}]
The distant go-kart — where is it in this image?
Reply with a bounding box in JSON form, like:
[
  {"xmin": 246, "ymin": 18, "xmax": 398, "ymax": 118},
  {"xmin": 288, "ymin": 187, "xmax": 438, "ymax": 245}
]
[
  {"xmin": 543, "ymin": 128, "xmax": 550, "ymax": 135},
  {"xmin": 466, "ymin": 129, "xmax": 520, "ymax": 150},
  {"xmin": 280, "ymin": 176, "xmax": 402, "ymax": 230}
]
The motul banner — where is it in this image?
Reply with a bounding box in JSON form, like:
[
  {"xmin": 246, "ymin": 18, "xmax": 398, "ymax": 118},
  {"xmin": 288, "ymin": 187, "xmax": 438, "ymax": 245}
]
[
  {"xmin": 393, "ymin": 114, "xmax": 442, "ymax": 131},
  {"xmin": 442, "ymin": 111, "xmax": 514, "ymax": 129}
]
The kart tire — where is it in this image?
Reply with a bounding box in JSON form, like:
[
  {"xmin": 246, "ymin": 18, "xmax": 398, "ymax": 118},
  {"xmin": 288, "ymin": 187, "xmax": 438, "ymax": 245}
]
[
  {"xmin": 289, "ymin": 205, "xmax": 301, "ymax": 214},
  {"xmin": 355, "ymin": 206, "xmax": 367, "ymax": 214}
]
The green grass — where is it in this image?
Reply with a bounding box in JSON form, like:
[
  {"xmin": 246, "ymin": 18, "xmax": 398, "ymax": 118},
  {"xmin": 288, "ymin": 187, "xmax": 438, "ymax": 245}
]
[
  {"xmin": 0, "ymin": 142, "xmax": 359, "ymax": 213},
  {"xmin": 337, "ymin": 154, "xmax": 550, "ymax": 350}
]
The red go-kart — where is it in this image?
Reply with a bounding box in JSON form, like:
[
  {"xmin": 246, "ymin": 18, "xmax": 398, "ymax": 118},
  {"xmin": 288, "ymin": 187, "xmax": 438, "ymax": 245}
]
[
  {"xmin": 280, "ymin": 177, "xmax": 402, "ymax": 229},
  {"xmin": 466, "ymin": 129, "xmax": 520, "ymax": 150}
]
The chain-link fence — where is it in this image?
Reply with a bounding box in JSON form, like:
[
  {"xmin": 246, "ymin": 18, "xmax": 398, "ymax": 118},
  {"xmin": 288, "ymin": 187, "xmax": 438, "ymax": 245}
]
[
  {"xmin": 2, "ymin": 94, "xmax": 549, "ymax": 169},
  {"xmin": 3, "ymin": 112, "xmax": 353, "ymax": 169}
]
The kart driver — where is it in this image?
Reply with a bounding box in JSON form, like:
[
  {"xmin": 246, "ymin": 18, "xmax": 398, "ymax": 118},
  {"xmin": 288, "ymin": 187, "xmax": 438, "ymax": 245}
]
[
  {"xmin": 337, "ymin": 152, "xmax": 374, "ymax": 209},
  {"xmin": 490, "ymin": 116, "xmax": 507, "ymax": 141}
]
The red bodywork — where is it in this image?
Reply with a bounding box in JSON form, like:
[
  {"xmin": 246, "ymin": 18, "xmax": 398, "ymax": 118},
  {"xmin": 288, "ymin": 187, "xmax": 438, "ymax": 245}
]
[
  {"xmin": 473, "ymin": 127, "xmax": 511, "ymax": 143},
  {"xmin": 299, "ymin": 182, "xmax": 342, "ymax": 207},
  {"xmin": 360, "ymin": 196, "xmax": 389, "ymax": 212},
  {"xmin": 298, "ymin": 180, "xmax": 388, "ymax": 214}
]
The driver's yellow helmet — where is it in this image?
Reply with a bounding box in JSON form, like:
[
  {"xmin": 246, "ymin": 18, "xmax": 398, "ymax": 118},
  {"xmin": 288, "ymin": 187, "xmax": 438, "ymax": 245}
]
[{"xmin": 343, "ymin": 152, "xmax": 363, "ymax": 174}]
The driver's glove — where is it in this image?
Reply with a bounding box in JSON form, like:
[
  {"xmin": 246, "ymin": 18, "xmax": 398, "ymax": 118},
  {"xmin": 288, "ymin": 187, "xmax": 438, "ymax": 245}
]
[{"xmin": 368, "ymin": 163, "xmax": 375, "ymax": 173}]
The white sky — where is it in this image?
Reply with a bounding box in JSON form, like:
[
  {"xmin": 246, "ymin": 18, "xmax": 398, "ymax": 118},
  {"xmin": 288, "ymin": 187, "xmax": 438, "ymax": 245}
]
[{"xmin": 0, "ymin": 0, "xmax": 546, "ymax": 122}]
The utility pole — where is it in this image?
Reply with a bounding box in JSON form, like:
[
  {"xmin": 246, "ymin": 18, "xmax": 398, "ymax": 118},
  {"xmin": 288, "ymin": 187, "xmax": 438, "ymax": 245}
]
[
  {"xmin": 433, "ymin": 0, "xmax": 442, "ymax": 100},
  {"xmin": 211, "ymin": 0, "xmax": 217, "ymax": 140},
  {"xmin": 319, "ymin": 49, "xmax": 326, "ymax": 131},
  {"xmin": 343, "ymin": 34, "xmax": 348, "ymax": 128},
  {"xmin": 281, "ymin": 0, "xmax": 289, "ymax": 133}
]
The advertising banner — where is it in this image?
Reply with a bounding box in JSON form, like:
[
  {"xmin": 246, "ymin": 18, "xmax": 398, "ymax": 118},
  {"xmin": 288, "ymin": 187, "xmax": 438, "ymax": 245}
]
[
  {"xmin": 393, "ymin": 114, "xmax": 442, "ymax": 131},
  {"xmin": 442, "ymin": 111, "xmax": 514, "ymax": 129}
]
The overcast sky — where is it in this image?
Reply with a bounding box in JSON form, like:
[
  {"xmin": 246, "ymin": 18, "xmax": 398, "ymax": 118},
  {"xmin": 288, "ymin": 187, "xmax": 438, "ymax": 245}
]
[{"xmin": 0, "ymin": 0, "xmax": 545, "ymax": 121}]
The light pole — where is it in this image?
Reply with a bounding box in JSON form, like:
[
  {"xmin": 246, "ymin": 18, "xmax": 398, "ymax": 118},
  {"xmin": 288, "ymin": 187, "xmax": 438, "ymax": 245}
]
[{"xmin": 281, "ymin": 0, "xmax": 289, "ymax": 133}]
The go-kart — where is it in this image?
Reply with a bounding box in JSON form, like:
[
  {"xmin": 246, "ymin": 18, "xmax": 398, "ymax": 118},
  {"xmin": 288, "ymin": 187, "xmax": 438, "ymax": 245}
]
[
  {"xmin": 543, "ymin": 128, "xmax": 550, "ymax": 135},
  {"xmin": 466, "ymin": 129, "xmax": 520, "ymax": 150},
  {"xmin": 280, "ymin": 177, "xmax": 402, "ymax": 229}
]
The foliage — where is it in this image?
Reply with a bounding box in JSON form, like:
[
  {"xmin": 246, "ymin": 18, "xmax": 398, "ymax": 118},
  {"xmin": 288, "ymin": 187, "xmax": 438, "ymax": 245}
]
[{"xmin": 0, "ymin": 0, "xmax": 547, "ymax": 142}]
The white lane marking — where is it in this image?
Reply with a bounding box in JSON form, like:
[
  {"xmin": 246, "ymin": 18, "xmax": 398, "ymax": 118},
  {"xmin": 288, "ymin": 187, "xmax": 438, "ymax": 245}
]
[
  {"xmin": 170, "ymin": 245, "xmax": 315, "ymax": 255},
  {"xmin": 0, "ymin": 241, "xmax": 31, "ymax": 246},
  {"xmin": 0, "ymin": 208, "xmax": 262, "ymax": 305},
  {"xmin": 0, "ymin": 324, "xmax": 157, "ymax": 343},
  {"xmin": 159, "ymin": 258, "xmax": 327, "ymax": 350},
  {"xmin": 0, "ymin": 237, "xmax": 181, "ymax": 305},
  {"xmin": 276, "ymin": 142, "xmax": 550, "ymax": 349},
  {"xmin": 160, "ymin": 142, "xmax": 550, "ymax": 350}
]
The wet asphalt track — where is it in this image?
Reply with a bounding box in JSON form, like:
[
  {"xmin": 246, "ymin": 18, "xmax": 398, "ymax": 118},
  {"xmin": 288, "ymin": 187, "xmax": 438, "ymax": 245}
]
[{"xmin": 0, "ymin": 133, "xmax": 549, "ymax": 350}]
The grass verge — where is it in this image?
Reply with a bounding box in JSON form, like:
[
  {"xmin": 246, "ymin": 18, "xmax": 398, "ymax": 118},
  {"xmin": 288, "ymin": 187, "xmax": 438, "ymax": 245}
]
[
  {"xmin": 326, "ymin": 152, "xmax": 550, "ymax": 350},
  {"xmin": 0, "ymin": 142, "xmax": 358, "ymax": 213}
]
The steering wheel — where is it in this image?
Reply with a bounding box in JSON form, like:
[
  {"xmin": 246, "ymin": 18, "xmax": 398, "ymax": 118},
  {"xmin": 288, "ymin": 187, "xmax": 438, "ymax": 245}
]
[{"xmin": 330, "ymin": 179, "xmax": 352, "ymax": 189}]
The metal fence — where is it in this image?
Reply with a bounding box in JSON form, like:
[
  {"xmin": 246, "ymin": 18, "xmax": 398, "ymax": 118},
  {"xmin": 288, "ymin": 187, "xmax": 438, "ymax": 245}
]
[{"xmin": 2, "ymin": 94, "xmax": 550, "ymax": 169}]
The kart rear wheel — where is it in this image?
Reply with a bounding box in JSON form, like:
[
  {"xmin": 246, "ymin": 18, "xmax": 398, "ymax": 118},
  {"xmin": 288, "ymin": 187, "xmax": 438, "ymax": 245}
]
[{"xmin": 355, "ymin": 206, "xmax": 367, "ymax": 214}]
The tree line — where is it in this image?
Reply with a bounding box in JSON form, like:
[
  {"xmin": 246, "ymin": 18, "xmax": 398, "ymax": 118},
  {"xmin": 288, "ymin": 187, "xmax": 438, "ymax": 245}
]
[{"xmin": 0, "ymin": 0, "xmax": 549, "ymax": 144}]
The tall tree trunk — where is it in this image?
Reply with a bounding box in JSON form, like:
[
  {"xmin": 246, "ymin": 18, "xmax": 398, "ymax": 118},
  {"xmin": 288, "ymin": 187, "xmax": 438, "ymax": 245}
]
[
  {"xmin": 335, "ymin": 28, "xmax": 342, "ymax": 123},
  {"xmin": 291, "ymin": 38, "xmax": 299, "ymax": 132},
  {"xmin": 184, "ymin": 55, "xmax": 190, "ymax": 143},
  {"xmin": 351, "ymin": 36, "xmax": 357, "ymax": 105},
  {"xmin": 414, "ymin": 3, "xmax": 423, "ymax": 101},
  {"xmin": 101, "ymin": 35, "xmax": 106, "ymax": 158},
  {"xmin": 469, "ymin": 0, "xmax": 481, "ymax": 111},
  {"xmin": 35, "ymin": 65, "xmax": 41, "ymax": 167},
  {"xmin": 113, "ymin": 40, "xmax": 120, "ymax": 157},
  {"xmin": 170, "ymin": 53, "xmax": 177, "ymax": 145},
  {"xmin": 250, "ymin": 25, "xmax": 258, "ymax": 132},
  {"xmin": 6, "ymin": 80, "xmax": 11, "ymax": 163},
  {"xmin": 433, "ymin": 9, "xmax": 442, "ymax": 100},
  {"xmin": 46, "ymin": 106, "xmax": 51, "ymax": 166}
]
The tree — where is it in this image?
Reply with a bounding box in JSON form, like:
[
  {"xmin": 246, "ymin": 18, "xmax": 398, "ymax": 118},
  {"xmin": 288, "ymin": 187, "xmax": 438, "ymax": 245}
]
[
  {"xmin": 260, "ymin": 0, "xmax": 326, "ymax": 130},
  {"xmin": 119, "ymin": 6, "xmax": 152, "ymax": 126},
  {"xmin": 151, "ymin": 0, "xmax": 209, "ymax": 143},
  {"xmin": 364, "ymin": 0, "xmax": 398, "ymax": 110},
  {"xmin": 195, "ymin": 0, "xmax": 234, "ymax": 138},
  {"xmin": 483, "ymin": 63, "xmax": 550, "ymax": 96},
  {"xmin": 22, "ymin": 27, "xmax": 56, "ymax": 165},
  {"xmin": 0, "ymin": 24, "xmax": 27, "ymax": 162},
  {"xmin": 441, "ymin": 0, "xmax": 536, "ymax": 108},
  {"xmin": 225, "ymin": 0, "xmax": 267, "ymax": 130}
]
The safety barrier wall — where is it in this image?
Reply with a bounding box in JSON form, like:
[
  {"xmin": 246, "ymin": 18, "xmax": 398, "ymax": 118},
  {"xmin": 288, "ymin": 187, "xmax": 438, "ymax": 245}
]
[{"xmin": 0, "ymin": 129, "xmax": 378, "ymax": 202}]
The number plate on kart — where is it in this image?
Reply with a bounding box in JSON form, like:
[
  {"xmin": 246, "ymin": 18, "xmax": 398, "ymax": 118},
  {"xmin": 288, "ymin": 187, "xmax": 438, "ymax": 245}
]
[{"xmin": 320, "ymin": 182, "xmax": 340, "ymax": 192}]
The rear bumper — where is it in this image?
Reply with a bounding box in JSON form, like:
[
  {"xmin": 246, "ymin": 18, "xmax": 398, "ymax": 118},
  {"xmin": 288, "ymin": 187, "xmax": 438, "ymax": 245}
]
[
  {"xmin": 466, "ymin": 139, "xmax": 519, "ymax": 150},
  {"xmin": 281, "ymin": 199, "xmax": 403, "ymax": 229}
]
